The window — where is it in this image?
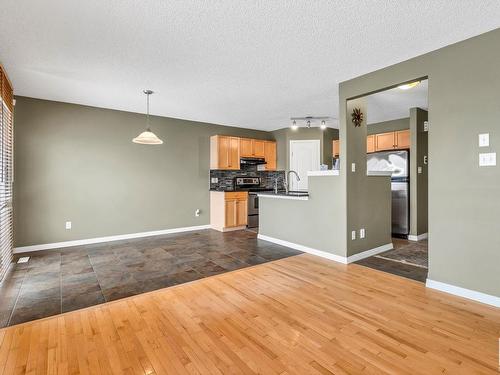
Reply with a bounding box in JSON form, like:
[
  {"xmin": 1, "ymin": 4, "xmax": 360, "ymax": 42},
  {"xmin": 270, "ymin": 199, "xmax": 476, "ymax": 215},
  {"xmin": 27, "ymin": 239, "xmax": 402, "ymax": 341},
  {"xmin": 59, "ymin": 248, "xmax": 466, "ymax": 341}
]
[{"xmin": 0, "ymin": 66, "xmax": 14, "ymax": 282}]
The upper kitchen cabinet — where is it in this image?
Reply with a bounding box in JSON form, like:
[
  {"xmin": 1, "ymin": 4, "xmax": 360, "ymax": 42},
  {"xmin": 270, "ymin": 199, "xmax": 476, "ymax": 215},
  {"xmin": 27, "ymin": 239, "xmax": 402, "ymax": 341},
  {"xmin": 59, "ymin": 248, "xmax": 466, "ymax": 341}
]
[
  {"xmin": 263, "ymin": 141, "xmax": 277, "ymax": 170},
  {"xmin": 375, "ymin": 132, "xmax": 395, "ymax": 151},
  {"xmin": 395, "ymin": 129, "xmax": 410, "ymax": 149},
  {"xmin": 210, "ymin": 135, "xmax": 240, "ymax": 170},
  {"xmin": 332, "ymin": 140, "xmax": 340, "ymax": 157},
  {"xmin": 367, "ymin": 135, "xmax": 375, "ymax": 153},
  {"xmin": 240, "ymin": 138, "xmax": 265, "ymax": 158}
]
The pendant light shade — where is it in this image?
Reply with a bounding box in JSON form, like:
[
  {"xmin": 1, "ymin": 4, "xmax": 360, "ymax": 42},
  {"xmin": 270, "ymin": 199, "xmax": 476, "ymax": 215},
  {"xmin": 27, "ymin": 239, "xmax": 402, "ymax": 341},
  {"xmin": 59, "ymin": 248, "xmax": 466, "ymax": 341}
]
[
  {"xmin": 132, "ymin": 90, "xmax": 163, "ymax": 145},
  {"xmin": 132, "ymin": 130, "xmax": 163, "ymax": 145}
]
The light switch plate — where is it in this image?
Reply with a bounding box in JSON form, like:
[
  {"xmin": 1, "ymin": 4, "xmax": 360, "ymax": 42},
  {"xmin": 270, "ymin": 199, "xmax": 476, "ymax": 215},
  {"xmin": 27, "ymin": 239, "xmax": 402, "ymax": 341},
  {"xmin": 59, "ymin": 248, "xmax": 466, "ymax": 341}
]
[
  {"xmin": 418, "ymin": 166, "xmax": 422, "ymax": 174},
  {"xmin": 479, "ymin": 152, "xmax": 496, "ymax": 167},
  {"xmin": 423, "ymin": 121, "xmax": 429, "ymax": 132},
  {"xmin": 359, "ymin": 228, "xmax": 365, "ymax": 239},
  {"xmin": 351, "ymin": 230, "xmax": 356, "ymax": 240},
  {"xmin": 479, "ymin": 133, "xmax": 490, "ymax": 147},
  {"xmin": 65, "ymin": 221, "xmax": 72, "ymax": 230},
  {"xmin": 351, "ymin": 163, "xmax": 356, "ymax": 172}
]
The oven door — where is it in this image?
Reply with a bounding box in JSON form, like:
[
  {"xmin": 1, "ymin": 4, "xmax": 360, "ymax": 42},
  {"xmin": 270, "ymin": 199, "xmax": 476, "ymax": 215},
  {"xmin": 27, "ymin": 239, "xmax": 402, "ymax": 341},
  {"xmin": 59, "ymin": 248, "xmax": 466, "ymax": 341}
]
[{"xmin": 248, "ymin": 193, "xmax": 259, "ymax": 216}]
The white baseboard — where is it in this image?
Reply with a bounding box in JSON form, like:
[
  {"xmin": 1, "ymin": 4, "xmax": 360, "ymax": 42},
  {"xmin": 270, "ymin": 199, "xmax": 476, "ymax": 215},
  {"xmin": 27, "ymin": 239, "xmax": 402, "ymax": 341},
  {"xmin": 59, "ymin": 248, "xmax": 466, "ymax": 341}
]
[
  {"xmin": 13, "ymin": 224, "xmax": 211, "ymax": 254},
  {"xmin": 408, "ymin": 233, "xmax": 428, "ymax": 241},
  {"xmin": 257, "ymin": 234, "xmax": 347, "ymax": 263},
  {"xmin": 257, "ymin": 234, "xmax": 392, "ymax": 264},
  {"xmin": 346, "ymin": 243, "xmax": 393, "ymax": 263},
  {"xmin": 426, "ymin": 279, "xmax": 500, "ymax": 308}
]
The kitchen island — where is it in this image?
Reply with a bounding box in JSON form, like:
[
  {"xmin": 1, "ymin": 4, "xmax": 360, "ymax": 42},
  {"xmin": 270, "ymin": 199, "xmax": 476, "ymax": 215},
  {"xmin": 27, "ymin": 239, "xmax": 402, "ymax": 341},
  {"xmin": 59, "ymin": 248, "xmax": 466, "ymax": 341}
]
[{"xmin": 258, "ymin": 170, "xmax": 392, "ymax": 264}]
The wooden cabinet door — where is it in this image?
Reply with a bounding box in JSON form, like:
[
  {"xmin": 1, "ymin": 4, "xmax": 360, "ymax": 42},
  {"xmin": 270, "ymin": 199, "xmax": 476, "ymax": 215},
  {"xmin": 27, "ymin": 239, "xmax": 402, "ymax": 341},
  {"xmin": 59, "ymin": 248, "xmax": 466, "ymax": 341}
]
[
  {"xmin": 235, "ymin": 199, "xmax": 247, "ymax": 226},
  {"xmin": 253, "ymin": 140, "xmax": 265, "ymax": 157},
  {"xmin": 332, "ymin": 140, "xmax": 340, "ymax": 156},
  {"xmin": 225, "ymin": 199, "xmax": 236, "ymax": 227},
  {"xmin": 228, "ymin": 137, "xmax": 240, "ymax": 169},
  {"xmin": 367, "ymin": 135, "xmax": 375, "ymax": 153},
  {"xmin": 264, "ymin": 141, "xmax": 276, "ymax": 170},
  {"xmin": 395, "ymin": 130, "xmax": 410, "ymax": 149},
  {"xmin": 217, "ymin": 136, "xmax": 230, "ymax": 169},
  {"xmin": 375, "ymin": 132, "xmax": 395, "ymax": 151},
  {"xmin": 240, "ymin": 138, "xmax": 253, "ymax": 157}
]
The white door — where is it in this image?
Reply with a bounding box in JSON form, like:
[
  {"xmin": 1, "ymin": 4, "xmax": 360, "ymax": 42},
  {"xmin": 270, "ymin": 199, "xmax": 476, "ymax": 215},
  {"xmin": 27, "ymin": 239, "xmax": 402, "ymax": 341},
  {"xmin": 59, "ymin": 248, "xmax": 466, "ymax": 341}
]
[{"xmin": 289, "ymin": 140, "xmax": 320, "ymax": 191}]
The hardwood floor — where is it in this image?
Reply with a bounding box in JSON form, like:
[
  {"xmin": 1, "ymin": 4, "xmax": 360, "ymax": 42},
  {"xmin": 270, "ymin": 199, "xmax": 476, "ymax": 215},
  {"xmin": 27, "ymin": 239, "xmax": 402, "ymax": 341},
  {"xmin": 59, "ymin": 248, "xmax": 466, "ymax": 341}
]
[{"xmin": 0, "ymin": 253, "xmax": 499, "ymax": 374}]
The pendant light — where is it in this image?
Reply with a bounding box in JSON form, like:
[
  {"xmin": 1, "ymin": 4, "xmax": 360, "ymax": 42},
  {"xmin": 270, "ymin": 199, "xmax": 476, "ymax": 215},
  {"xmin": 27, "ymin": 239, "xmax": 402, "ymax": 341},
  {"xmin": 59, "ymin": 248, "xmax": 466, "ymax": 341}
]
[{"xmin": 132, "ymin": 90, "xmax": 163, "ymax": 145}]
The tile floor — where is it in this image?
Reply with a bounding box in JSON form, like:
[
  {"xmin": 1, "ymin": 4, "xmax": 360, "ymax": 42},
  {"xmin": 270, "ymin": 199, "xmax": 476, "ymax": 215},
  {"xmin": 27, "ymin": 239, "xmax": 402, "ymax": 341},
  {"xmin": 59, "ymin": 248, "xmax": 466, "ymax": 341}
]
[
  {"xmin": 0, "ymin": 229, "xmax": 301, "ymax": 328},
  {"xmin": 355, "ymin": 238, "xmax": 428, "ymax": 282}
]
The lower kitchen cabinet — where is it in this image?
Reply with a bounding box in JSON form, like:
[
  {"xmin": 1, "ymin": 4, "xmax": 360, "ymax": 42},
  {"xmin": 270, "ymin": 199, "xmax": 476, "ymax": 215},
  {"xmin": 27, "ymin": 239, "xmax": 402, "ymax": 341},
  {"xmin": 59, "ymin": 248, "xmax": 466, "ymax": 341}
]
[{"xmin": 210, "ymin": 191, "xmax": 248, "ymax": 231}]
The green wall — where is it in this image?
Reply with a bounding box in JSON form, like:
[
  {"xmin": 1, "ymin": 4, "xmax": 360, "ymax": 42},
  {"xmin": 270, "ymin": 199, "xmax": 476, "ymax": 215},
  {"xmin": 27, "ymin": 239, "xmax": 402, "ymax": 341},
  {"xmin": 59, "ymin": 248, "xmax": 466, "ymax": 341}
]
[
  {"xmin": 409, "ymin": 108, "xmax": 428, "ymax": 236},
  {"xmin": 367, "ymin": 117, "xmax": 409, "ymax": 135},
  {"xmin": 339, "ymin": 28, "xmax": 500, "ymax": 297},
  {"xmin": 13, "ymin": 97, "xmax": 273, "ymax": 247}
]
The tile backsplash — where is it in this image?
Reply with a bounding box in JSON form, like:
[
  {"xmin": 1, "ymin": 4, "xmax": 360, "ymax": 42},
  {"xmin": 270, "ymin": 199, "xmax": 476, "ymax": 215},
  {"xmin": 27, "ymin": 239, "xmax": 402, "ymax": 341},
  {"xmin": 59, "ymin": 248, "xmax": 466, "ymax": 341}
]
[{"xmin": 210, "ymin": 166, "xmax": 285, "ymax": 191}]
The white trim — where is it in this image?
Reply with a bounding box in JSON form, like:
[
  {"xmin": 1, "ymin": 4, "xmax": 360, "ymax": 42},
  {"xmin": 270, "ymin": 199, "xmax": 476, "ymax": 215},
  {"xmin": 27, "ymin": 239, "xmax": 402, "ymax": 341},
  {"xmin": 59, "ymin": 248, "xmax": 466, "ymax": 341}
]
[
  {"xmin": 346, "ymin": 243, "xmax": 393, "ymax": 263},
  {"xmin": 257, "ymin": 234, "xmax": 347, "ymax": 263},
  {"xmin": 426, "ymin": 279, "xmax": 500, "ymax": 308},
  {"xmin": 13, "ymin": 225, "xmax": 211, "ymax": 254},
  {"xmin": 257, "ymin": 234, "xmax": 393, "ymax": 265},
  {"xmin": 408, "ymin": 233, "xmax": 428, "ymax": 241},
  {"xmin": 258, "ymin": 194, "xmax": 309, "ymax": 201},
  {"xmin": 307, "ymin": 170, "xmax": 339, "ymax": 177}
]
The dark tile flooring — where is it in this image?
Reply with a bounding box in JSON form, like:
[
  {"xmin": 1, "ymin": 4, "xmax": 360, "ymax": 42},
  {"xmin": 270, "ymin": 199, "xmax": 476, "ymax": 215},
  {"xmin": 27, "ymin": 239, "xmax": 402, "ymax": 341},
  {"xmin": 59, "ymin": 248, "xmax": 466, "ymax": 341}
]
[
  {"xmin": 0, "ymin": 229, "xmax": 301, "ymax": 328},
  {"xmin": 355, "ymin": 238, "xmax": 428, "ymax": 282}
]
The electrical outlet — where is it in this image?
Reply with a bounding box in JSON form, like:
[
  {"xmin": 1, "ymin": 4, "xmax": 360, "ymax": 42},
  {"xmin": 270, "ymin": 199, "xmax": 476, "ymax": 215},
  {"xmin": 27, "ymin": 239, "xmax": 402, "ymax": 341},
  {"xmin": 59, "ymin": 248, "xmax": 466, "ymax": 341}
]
[
  {"xmin": 211, "ymin": 177, "xmax": 218, "ymax": 183},
  {"xmin": 423, "ymin": 156, "xmax": 428, "ymax": 165},
  {"xmin": 195, "ymin": 209, "xmax": 201, "ymax": 217},
  {"xmin": 351, "ymin": 163, "xmax": 356, "ymax": 172},
  {"xmin": 65, "ymin": 221, "xmax": 72, "ymax": 230},
  {"xmin": 418, "ymin": 166, "xmax": 422, "ymax": 174},
  {"xmin": 359, "ymin": 228, "xmax": 365, "ymax": 239},
  {"xmin": 351, "ymin": 230, "xmax": 356, "ymax": 240},
  {"xmin": 423, "ymin": 121, "xmax": 429, "ymax": 132}
]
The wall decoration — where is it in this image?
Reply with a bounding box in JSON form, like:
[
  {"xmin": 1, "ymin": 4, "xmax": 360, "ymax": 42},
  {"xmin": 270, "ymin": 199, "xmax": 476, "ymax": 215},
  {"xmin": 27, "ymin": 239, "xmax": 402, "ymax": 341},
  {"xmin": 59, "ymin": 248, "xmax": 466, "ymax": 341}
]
[{"xmin": 351, "ymin": 108, "xmax": 363, "ymax": 127}]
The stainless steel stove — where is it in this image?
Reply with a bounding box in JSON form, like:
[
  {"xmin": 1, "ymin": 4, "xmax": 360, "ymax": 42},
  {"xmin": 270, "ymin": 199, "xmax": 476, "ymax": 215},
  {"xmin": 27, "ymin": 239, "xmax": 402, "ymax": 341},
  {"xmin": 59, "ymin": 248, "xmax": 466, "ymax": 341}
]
[{"xmin": 233, "ymin": 177, "xmax": 270, "ymax": 228}]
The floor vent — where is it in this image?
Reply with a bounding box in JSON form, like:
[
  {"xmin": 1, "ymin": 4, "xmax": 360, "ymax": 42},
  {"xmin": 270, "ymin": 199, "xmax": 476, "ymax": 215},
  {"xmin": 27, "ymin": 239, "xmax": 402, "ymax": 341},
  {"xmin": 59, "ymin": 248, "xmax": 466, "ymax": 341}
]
[{"xmin": 17, "ymin": 256, "xmax": 30, "ymax": 264}]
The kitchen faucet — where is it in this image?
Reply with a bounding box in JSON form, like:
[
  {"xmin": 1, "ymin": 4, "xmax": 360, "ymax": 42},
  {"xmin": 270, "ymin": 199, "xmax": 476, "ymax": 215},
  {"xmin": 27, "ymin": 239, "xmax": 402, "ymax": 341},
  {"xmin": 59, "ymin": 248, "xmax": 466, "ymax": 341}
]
[{"xmin": 285, "ymin": 170, "xmax": 300, "ymax": 194}]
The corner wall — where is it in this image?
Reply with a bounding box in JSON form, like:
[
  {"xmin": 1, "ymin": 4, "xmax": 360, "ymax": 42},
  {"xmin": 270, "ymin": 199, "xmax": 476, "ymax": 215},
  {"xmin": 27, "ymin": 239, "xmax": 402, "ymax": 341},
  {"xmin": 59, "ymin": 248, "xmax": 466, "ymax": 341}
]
[
  {"xmin": 339, "ymin": 28, "xmax": 500, "ymax": 298},
  {"xmin": 409, "ymin": 108, "xmax": 428, "ymax": 236}
]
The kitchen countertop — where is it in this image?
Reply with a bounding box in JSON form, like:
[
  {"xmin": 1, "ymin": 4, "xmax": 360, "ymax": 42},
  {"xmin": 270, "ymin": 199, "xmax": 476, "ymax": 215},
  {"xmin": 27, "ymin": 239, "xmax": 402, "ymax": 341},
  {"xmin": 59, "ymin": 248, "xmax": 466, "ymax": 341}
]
[
  {"xmin": 210, "ymin": 187, "xmax": 274, "ymax": 192},
  {"xmin": 257, "ymin": 190, "xmax": 309, "ymax": 201}
]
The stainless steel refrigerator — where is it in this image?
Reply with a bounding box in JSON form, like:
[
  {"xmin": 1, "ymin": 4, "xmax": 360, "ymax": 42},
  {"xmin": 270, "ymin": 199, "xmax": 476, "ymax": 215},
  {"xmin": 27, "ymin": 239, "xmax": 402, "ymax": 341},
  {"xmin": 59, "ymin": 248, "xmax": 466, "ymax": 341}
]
[{"xmin": 367, "ymin": 150, "xmax": 409, "ymax": 237}]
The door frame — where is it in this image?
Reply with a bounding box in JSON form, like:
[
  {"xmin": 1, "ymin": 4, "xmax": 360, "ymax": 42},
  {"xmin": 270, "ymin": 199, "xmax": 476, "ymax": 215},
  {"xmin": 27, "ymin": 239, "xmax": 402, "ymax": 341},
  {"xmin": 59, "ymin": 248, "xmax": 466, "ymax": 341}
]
[{"xmin": 289, "ymin": 139, "xmax": 321, "ymax": 190}]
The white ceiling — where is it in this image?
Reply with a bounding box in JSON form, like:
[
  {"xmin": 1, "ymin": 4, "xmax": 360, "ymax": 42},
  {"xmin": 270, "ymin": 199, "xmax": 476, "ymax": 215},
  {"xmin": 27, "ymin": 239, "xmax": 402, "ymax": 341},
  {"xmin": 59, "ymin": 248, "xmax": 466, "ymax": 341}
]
[
  {"xmin": 367, "ymin": 80, "xmax": 428, "ymax": 124},
  {"xmin": 1, "ymin": 1, "xmax": 499, "ymax": 131}
]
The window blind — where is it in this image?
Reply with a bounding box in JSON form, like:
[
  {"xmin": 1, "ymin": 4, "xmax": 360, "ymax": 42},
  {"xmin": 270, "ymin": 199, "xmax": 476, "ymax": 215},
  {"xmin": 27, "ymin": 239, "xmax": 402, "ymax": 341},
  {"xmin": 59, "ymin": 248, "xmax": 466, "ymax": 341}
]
[{"xmin": 0, "ymin": 66, "xmax": 14, "ymax": 282}]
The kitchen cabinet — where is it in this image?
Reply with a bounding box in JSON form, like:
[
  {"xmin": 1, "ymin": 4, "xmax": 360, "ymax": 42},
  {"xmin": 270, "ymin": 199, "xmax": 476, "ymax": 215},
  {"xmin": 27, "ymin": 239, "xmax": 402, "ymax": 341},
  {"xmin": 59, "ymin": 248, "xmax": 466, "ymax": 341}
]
[
  {"xmin": 211, "ymin": 135, "xmax": 276, "ymax": 170},
  {"xmin": 396, "ymin": 129, "xmax": 410, "ymax": 149},
  {"xmin": 240, "ymin": 138, "xmax": 265, "ymax": 158},
  {"xmin": 366, "ymin": 135, "xmax": 375, "ymax": 153},
  {"xmin": 375, "ymin": 132, "xmax": 396, "ymax": 151},
  {"xmin": 210, "ymin": 191, "xmax": 248, "ymax": 231},
  {"xmin": 369, "ymin": 130, "xmax": 411, "ymax": 152},
  {"xmin": 332, "ymin": 140, "xmax": 340, "ymax": 157},
  {"xmin": 263, "ymin": 141, "xmax": 277, "ymax": 170},
  {"xmin": 210, "ymin": 135, "xmax": 240, "ymax": 170}
]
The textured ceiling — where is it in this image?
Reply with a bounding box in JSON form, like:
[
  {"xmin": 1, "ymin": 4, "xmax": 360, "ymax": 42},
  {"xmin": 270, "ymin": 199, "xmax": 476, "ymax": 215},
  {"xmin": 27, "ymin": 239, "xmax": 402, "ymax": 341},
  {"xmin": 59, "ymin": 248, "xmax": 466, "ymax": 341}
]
[
  {"xmin": 367, "ymin": 80, "xmax": 428, "ymax": 124},
  {"xmin": 1, "ymin": 1, "xmax": 499, "ymax": 131}
]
